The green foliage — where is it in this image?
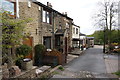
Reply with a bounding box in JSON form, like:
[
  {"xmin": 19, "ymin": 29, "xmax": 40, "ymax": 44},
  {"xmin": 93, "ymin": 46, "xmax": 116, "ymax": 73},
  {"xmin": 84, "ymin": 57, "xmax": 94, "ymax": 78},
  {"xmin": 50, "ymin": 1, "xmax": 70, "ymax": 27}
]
[
  {"xmin": 58, "ymin": 66, "xmax": 64, "ymax": 71},
  {"xmin": 34, "ymin": 44, "xmax": 46, "ymax": 66},
  {"xmin": 87, "ymin": 30, "xmax": 120, "ymax": 45},
  {"xmin": 1, "ymin": 11, "xmax": 32, "ymax": 54},
  {"xmin": 1, "ymin": 11, "xmax": 32, "ymax": 65},
  {"xmin": 16, "ymin": 44, "xmax": 32, "ymax": 58},
  {"xmin": 15, "ymin": 57, "xmax": 23, "ymax": 69},
  {"xmin": 113, "ymin": 71, "xmax": 120, "ymax": 77},
  {"xmin": 34, "ymin": 44, "xmax": 46, "ymax": 54}
]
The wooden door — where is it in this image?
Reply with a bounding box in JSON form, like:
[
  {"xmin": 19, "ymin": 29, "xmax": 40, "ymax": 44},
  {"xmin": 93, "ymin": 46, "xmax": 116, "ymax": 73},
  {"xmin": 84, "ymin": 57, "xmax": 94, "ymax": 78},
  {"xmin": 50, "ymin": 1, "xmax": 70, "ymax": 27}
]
[{"xmin": 22, "ymin": 37, "xmax": 33, "ymax": 59}]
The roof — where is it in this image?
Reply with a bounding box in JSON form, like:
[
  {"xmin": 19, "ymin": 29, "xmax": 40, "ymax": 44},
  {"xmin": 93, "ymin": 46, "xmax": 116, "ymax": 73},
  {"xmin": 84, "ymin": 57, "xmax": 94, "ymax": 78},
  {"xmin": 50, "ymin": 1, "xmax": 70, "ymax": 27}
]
[
  {"xmin": 79, "ymin": 32, "xmax": 86, "ymax": 36},
  {"xmin": 55, "ymin": 29, "xmax": 66, "ymax": 36},
  {"xmin": 72, "ymin": 23, "xmax": 80, "ymax": 28},
  {"xmin": 32, "ymin": 0, "xmax": 73, "ymax": 20},
  {"xmin": 87, "ymin": 37, "xmax": 94, "ymax": 39}
]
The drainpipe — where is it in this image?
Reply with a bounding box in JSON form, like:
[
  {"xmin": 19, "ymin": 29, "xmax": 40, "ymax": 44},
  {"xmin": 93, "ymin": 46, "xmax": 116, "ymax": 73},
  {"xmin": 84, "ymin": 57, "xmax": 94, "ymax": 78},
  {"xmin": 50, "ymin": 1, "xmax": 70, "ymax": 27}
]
[
  {"xmin": 16, "ymin": 0, "xmax": 19, "ymax": 18},
  {"xmin": 52, "ymin": 12, "xmax": 55, "ymax": 49}
]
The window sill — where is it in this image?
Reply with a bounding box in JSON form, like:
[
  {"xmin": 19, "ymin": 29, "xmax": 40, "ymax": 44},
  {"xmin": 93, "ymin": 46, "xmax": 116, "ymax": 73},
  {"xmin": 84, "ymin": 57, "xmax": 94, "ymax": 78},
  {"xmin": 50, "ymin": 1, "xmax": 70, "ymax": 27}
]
[{"xmin": 42, "ymin": 22, "xmax": 52, "ymax": 25}]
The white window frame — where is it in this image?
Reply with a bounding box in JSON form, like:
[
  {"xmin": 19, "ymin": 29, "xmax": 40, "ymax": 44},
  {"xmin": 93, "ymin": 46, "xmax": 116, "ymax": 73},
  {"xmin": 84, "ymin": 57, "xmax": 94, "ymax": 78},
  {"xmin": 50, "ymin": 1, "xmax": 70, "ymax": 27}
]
[{"xmin": 28, "ymin": 0, "xmax": 31, "ymax": 8}]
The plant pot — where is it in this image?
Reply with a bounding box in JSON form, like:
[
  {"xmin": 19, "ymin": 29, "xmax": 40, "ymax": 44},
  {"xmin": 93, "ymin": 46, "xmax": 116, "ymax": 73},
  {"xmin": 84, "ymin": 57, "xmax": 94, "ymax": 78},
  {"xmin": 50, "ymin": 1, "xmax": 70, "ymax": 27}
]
[{"xmin": 21, "ymin": 59, "xmax": 33, "ymax": 70}]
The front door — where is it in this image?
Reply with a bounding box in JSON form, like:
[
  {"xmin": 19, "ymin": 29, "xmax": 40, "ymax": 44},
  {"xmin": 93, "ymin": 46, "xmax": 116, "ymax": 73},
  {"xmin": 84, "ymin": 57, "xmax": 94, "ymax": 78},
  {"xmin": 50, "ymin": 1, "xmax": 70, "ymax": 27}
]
[
  {"xmin": 43, "ymin": 37, "xmax": 51, "ymax": 49},
  {"xmin": 22, "ymin": 37, "xmax": 33, "ymax": 59}
]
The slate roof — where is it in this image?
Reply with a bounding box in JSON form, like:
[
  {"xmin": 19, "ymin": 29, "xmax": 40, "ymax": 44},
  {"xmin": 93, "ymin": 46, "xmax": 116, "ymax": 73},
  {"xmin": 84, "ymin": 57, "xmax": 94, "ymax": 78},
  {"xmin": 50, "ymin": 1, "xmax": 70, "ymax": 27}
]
[{"xmin": 32, "ymin": 0, "xmax": 73, "ymax": 20}]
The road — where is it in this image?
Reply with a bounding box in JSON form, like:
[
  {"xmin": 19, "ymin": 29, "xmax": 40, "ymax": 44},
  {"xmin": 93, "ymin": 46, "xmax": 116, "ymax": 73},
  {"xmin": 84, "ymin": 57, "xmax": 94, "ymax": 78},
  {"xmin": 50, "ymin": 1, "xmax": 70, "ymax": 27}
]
[
  {"xmin": 52, "ymin": 45, "xmax": 118, "ymax": 78},
  {"xmin": 65, "ymin": 45, "xmax": 106, "ymax": 73}
]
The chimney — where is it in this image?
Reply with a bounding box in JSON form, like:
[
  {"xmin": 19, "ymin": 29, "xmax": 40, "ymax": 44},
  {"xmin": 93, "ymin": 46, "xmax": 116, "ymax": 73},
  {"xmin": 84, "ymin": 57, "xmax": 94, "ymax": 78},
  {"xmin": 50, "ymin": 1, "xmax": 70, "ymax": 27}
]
[
  {"xmin": 62, "ymin": 12, "xmax": 67, "ymax": 16},
  {"xmin": 47, "ymin": 2, "xmax": 52, "ymax": 8},
  {"xmin": 64, "ymin": 12, "xmax": 67, "ymax": 16}
]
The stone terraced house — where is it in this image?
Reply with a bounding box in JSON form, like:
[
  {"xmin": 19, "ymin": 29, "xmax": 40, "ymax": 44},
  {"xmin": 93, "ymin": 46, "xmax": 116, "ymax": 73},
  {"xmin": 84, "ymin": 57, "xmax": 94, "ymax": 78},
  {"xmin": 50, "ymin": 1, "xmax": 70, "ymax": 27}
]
[{"xmin": 2, "ymin": 0, "xmax": 73, "ymax": 60}]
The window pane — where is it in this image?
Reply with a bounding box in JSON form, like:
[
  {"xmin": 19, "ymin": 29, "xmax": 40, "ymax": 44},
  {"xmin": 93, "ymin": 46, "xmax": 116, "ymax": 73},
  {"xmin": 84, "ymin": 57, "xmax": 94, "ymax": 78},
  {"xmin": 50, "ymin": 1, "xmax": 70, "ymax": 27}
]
[
  {"xmin": 73, "ymin": 28, "xmax": 75, "ymax": 34},
  {"xmin": 47, "ymin": 12, "xmax": 50, "ymax": 23},
  {"xmin": 42, "ymin": 10, "xmax": 46, "ymax": 22},
  {"xmin": 76, "ymin": 28, "xmax": 78, "ymax": 34},
  {"xmin": 2, "ymin": 0, "xmax": 14, "ymax": 15}
]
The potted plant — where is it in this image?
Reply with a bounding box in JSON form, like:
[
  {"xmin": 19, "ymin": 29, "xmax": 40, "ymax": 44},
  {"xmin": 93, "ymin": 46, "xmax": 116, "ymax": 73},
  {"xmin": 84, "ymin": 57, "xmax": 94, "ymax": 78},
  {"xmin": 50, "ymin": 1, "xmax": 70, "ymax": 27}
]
[{"xmin": 16, "ymin": 44, "xmax": 32, "ymax": 70}]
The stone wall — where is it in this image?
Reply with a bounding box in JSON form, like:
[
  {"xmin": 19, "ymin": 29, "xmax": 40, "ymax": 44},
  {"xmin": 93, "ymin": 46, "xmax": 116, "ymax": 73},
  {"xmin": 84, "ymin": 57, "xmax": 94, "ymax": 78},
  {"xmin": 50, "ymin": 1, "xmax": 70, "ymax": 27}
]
[
  {"xmin": 19, "ymin": 1, "xmax": 73, "ymax": 52},
  {"xmin": 54, "ymin": 14, "xmax": 73, "ymax": 53},
  {"xmin": 19, "ymin": 2, "xmax": 40, "ymax": 46}
]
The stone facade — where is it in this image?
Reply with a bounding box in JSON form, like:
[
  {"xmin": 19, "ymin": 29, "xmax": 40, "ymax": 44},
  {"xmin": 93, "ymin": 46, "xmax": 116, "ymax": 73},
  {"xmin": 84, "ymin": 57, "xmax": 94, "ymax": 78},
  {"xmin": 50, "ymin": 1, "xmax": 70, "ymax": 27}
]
[
  {"xmin": 17, "ymin": 1, "xmax": 73, "ymax": 60},
  {"xmin": 19, "ymin": 2, "xmax": 40, "ymax": 46}
]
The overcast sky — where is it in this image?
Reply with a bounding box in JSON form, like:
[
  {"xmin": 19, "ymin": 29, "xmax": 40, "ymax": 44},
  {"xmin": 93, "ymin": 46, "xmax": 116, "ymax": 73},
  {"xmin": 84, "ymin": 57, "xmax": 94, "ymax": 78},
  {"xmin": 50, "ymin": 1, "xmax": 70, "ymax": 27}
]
[{"xmin": 37, "ymin": 0, "xmax": 118, "ymax": 35}]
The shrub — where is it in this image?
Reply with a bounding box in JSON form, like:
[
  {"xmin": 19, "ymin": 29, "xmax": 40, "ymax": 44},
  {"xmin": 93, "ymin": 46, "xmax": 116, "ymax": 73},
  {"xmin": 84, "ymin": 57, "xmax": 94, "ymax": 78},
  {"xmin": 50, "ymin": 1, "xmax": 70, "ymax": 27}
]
[
  {"xmin": 16, "ymin": 44, "xmax": 32, "ymax": 58},
  {"xmin": 113, "ymin": 71, "xmax": 120, "ymax": 77},
  {"xmin": 58, "ymin": 66, "xmax": 64, "ymax": 71},
  {"xmin": 34, "ymin": 44, "xmax": 46, "ymax": 66}
]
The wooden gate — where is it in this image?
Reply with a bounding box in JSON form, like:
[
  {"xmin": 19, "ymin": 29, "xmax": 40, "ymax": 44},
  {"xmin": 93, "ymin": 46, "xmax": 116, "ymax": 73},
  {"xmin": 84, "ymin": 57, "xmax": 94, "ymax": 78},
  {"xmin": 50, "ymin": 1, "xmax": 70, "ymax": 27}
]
[{"xmin": 22, "ymin": 37, "xmax": 33, "ymax": 59}]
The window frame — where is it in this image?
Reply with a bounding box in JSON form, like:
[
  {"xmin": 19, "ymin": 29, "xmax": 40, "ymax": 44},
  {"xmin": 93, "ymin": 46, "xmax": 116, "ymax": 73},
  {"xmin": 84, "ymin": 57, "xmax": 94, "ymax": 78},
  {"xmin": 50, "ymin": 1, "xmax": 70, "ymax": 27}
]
[
  {"xmin": 2, "ymin": 0, "xmax": 16, "ymax": 17},
  {"xmin": 42, "ymin": 9, "xmax": 52, "ymax": 24},
  {"xmin": 73, "ymin": 27, "xmax": 75, "ymax": 34},
  {"xmin": 76, "ymin": 28, "xmax": 78, "ymax": 34}
]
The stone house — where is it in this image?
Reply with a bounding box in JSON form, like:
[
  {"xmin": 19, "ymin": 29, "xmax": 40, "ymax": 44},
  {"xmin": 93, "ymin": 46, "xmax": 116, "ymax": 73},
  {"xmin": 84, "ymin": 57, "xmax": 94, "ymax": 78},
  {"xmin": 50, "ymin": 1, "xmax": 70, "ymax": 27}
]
[{"xmin": 2, "ymin": 0, "xmax": 73, "ymax": 60}]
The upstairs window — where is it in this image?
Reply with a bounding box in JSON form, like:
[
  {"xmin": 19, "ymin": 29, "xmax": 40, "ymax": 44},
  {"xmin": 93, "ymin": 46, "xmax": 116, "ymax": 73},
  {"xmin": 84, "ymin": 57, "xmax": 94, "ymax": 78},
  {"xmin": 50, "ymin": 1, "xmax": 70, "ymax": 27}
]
[
  {"xmin": 73, "ymin": 27, "xmax": 75, "ymax": 34},
  {"xmin": 66, "ymin": 22, "xmax": 70, "ymax": 29},
  {"xmin": 42, "ymin": 9, "xmax": 51, "ymax": 24},
  {"xmin": 43, "ymin": 10, "xmax": 46, "ymax": 22},
  {"xmin": 2, "ymin": 0, "xmax": 16, "ymax": 16},
  {"xmin": 76, "ymin": 28, "xmax": 78, "ymax": 34}
]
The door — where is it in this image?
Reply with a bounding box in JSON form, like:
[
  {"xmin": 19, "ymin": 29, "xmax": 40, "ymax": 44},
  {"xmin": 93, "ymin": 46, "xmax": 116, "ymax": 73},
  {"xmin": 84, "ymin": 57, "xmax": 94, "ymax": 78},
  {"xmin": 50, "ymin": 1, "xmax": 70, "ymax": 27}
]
[
  {"xmin": 43, "ymin": 37, "xmax": 51, "ymax": 49},
  {"xmin": 22, "ymin": 37, "xmax": 33, "ymax": 59}
]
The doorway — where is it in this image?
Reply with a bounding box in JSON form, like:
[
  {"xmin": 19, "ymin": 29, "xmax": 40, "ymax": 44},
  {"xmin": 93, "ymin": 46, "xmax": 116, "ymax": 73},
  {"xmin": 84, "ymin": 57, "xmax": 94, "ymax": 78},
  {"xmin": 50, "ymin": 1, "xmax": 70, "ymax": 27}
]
[{"xmin": 43, "ymin": 37, "xmax": 51, "ymax": 49}]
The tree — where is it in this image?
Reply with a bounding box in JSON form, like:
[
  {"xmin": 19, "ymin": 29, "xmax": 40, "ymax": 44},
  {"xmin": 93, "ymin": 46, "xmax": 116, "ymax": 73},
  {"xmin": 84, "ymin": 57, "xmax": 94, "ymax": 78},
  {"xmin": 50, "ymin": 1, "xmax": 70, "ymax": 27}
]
[
  {"xmin": 87, "ymin": 30, "xmax": 119, "ymax": 45},
  {"xmin": 94, "ymin": 0, "xmax": 118, "ymax": 53},
  {"xmin": 1, "ymin": 11, "xmax": 32, "ymax": 67}
]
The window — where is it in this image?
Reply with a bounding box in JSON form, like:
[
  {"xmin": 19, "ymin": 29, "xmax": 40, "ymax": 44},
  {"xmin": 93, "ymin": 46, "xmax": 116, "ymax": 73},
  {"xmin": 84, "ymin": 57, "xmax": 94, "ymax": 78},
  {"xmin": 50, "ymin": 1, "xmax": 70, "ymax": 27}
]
[
  {"xmin": 2, "ymin": 0, "xmax": 15, "ymax": 15},
  {"xmin": 42, "ymin": 9, "xmax": 51, "ymax": 24},
  {"xmin": 28, "ymin": 0, "xmax": 31, "ymax": 8},
  {"xmin": 76, "ymin": 28, "xmax": 78, "ymax": 34},
  {"xmin": 46, "ymin": 12, "xmax": 50, "ymax": 23},
  {"xmin": 66, "ymin": 22, "xmax": 69, "ymax": 28},
  {"xmin": 73, "ymin": 28, "xmax": 75, "ymax": 34},
  {"xmin": 43, "ymin": 10, "xmax": 46, "ymax": 22}
]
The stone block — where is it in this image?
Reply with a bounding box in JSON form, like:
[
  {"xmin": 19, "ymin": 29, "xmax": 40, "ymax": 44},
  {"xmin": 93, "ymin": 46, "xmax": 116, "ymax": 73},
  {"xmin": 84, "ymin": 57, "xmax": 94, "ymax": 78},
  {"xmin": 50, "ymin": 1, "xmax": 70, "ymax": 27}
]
[
  {"xmin": 9, "ymin": 66, "xmax": 21, "ymax": 77},
  {"xmin": 2, "ymin": 63, "xmax": 9, "ymax": 78}
]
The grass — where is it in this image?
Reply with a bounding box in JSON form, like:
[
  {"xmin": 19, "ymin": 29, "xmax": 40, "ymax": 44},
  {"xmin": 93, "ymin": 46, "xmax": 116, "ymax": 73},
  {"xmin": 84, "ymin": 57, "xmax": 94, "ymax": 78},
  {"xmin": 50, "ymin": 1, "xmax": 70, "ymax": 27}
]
[
  {"xmin": 113, "ymin": 71, "xmax": 120, "ymax": 77},
  {"xmin": 58, "ymin": 66, "xmax": 64, "ymax": 71},
  {"xmin": 52, "ymin": 71, "xmax": 60, "ymax": 75}
]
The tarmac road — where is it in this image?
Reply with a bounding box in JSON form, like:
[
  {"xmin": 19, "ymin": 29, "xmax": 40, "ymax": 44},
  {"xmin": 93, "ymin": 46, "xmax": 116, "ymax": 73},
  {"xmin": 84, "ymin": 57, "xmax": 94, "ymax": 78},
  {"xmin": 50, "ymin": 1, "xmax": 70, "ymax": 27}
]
[{"xmin": 65, "ymin": 45, "xmax": 107, "ymax": 73}]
